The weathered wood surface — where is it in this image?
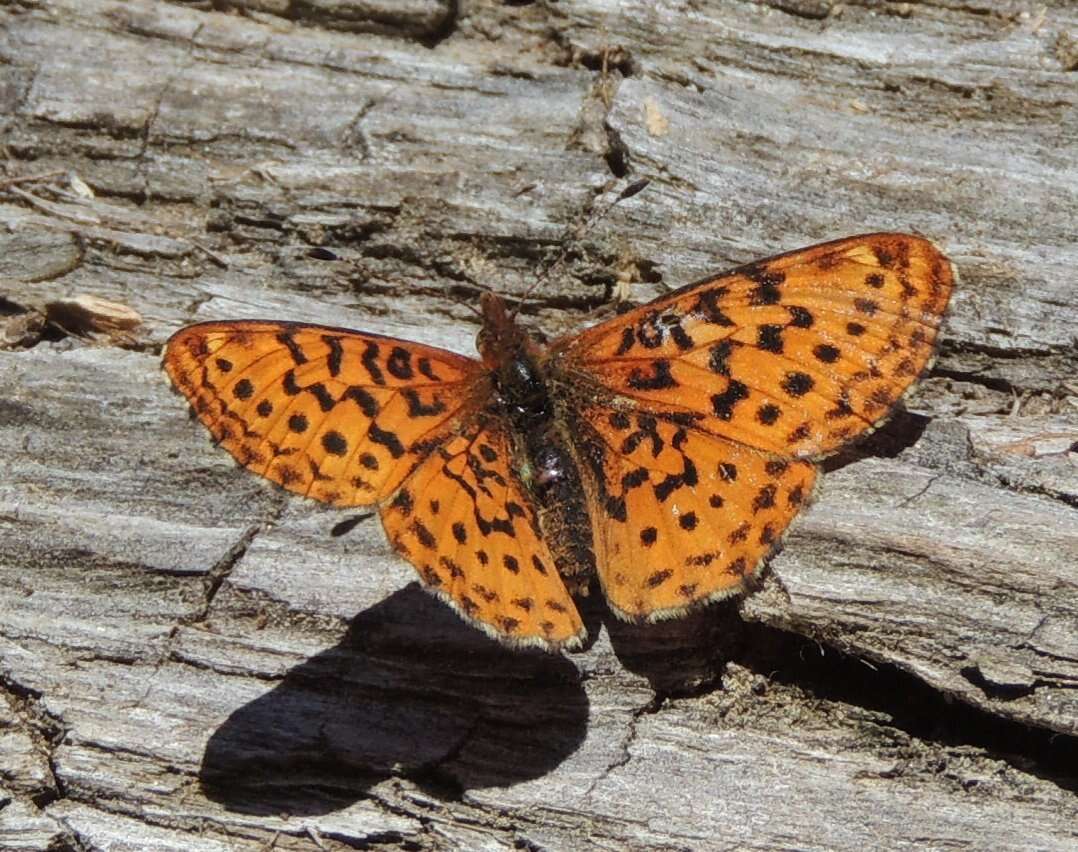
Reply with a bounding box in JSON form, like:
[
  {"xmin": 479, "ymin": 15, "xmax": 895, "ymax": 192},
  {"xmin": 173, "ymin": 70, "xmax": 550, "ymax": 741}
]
[{"xmin": 2, "ymin": 1, "xmax": 1077, "ymax": 849}]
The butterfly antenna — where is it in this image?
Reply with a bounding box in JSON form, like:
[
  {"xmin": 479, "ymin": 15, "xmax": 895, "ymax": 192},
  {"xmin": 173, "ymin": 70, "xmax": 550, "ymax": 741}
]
[
  {"xmin": 510, "ymin": 178, "xmax": 649, "ymax": 321},
  {"xmin": 438, "ymin": 278, "xmax": 484, "ymax": 321}
]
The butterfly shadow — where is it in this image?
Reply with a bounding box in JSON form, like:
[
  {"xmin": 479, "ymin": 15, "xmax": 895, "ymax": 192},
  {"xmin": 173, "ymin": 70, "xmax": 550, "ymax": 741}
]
[
  {"xmin": 583, "ymin": 588, "xmax": 744, "ymax": 697},
  {"xmin": 822, "ymin": 408, "xmax": 930, "ymax": 473},
  {"xmin": 199, "ymin": 584, "xmax": 589, "ymax": 815}
]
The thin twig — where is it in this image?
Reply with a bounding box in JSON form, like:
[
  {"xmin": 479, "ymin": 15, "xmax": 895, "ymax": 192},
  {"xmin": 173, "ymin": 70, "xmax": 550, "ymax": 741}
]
[
  {"xmin": 0, "ymin": 169, "xmax": 66, "ymax": 190},
  {"xmin": 191, "ymin": 240, "xmax": 230, "ymax": 269}
]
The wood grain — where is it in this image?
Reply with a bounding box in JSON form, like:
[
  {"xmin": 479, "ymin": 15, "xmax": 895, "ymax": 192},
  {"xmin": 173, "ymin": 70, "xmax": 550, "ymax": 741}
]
[{"xmin": 2, "ymin": 1, "xmax": 1076, "ymax": 848}]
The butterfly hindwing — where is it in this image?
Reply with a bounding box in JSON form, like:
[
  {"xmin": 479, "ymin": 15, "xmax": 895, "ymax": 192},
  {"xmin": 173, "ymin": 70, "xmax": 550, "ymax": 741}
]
[
  {"xmin": 379, "ymin": 416, "xmax": 585, "ymax": 648},
  {"xmin": 572, "ymin": 407, "xmax": 817, "ymax": 619}
]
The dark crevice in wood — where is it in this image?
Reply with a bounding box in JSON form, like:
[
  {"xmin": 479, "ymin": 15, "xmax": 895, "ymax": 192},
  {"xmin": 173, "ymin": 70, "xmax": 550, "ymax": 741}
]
[
  {"xmin": 597, "ymin": 591, "xmax": 1078, "ymax": 792},
  {"xmin": 419, "ymin": 0, "xmax": 459, "ymax": 49},
  {"xmin": 994, "ymin": 477, "xmax": 1078, "ymax": 510},
  {"xmin": 581, "ymin": 695, "xmax": 657, "ymax": 798},
  {"xmin": 330, "ymin": 512, "xmax": 376, "ymax": 538},
  {"xmin": 0, "ymin": 296, "xmax": 32, "ymax": 315},
  {"xmin": 942, "ymin": 337, "xmax": 1066, "ymax": 363},
  {"xmin": 761, "ymin": 0, "xmax": 833, "ymax": 21},
  {"xmin": 188, "ymin": 518, "xmax": 276, "ymax": 624},
  {"xmin": 603, "ymin": 123, "xmax": 631, "ymax": 178},
  {"xmin": 931, "ymin": 365, "xmax": 1016, "ymax": 395},
  {"xmin": 273, "ymin": 0, "xmax": 459, "ymax": 45},
  {"xmin": 0, "ymin": 672, "xmax": 67, "ymax": 809},
  {"xmin": 733, "ymin": 623, "xmax": 1078, "ymax": 793},
  {"xmin": 577, "ymin": 46, "xmax": 637, "ymax": 78}
]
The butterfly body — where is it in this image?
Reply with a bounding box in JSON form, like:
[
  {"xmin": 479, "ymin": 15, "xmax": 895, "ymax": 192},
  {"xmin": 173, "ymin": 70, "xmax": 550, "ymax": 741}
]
[
  {"xmin": 164, "ymin": 232, "xmax": 954, "ymax": 651},
  {"xmin": 477, "ymin": 292, "xmax": 599, "ymax": 597}
]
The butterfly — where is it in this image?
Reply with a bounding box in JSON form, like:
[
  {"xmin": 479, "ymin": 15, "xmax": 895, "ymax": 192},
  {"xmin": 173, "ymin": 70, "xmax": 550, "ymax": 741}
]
[{"xmin": 163, "ymin": 232, "xmax": 954, "ymax": 651}]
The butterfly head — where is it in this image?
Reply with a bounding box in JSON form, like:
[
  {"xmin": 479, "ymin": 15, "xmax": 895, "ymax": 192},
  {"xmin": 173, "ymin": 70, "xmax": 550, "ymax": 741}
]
[
  {"xmin": 477, "ymin": 292, "xmax": 532, "ymax": 367},
  {"xmin": 477, "ymin": 292, "xmax": 550, "ymax": 415}
]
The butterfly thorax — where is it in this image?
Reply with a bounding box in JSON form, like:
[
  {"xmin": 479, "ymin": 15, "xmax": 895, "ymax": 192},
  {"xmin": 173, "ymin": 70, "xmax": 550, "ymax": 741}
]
[{"xmin": 476, "ymin": 293, "xmax": 596, "ymax": 592}]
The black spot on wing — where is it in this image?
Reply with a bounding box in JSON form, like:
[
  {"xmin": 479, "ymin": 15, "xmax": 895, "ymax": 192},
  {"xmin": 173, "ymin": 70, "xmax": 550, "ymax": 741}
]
[
  {"xmin": 307, "ymin": 382, "xmax": 336, "ymax": 412},
  {"xmin": 392, "ymin": 489, "xmax": 414, "ymax": 516},
  {"xmin": 609, "ymin": 411, "xmax": 631, "ymax": 430},
  {"xmin": 369, "ymin": 423, "xmax": 405, "ymax": 458},
  {"xmin": 343, "ymin": 386, "xmax": 379, "ymax": 417},
  {"xmin": 636, "ymin": 312, "xmax": 664, "ymax": 349},
  {"xmin": 627, "ymin": 360, "xmax": 677, "ymax": 391},
  {"xmin": 654, "ymin": 458, "xmax": 697, "ymax": 502},
  {"xmin": 744, "ymin": 266, "xmax": 784, "ymax": 305},
  {"xmin": 362, "ymin": 342, "xmax": 385, "ymax": 385},
  {"xmin": 387, "ymin": 346, "xmax": 414, "ymax": 380},
  {"xmin": 788, "ymin": 306, "xmax": 814, "ymax": 328},
  {"xmin": 288, "ymin": 413, "xmax": 308, "ymax": 433},
  {"xmin": 708, "ymin": 341, "xmax": 733, "ymax": 376},
  {"xmin": 669, "ymin": 322, "xmax": 694, "ymax": 351},
  {"xmin": 752, "ymin": 484, "xmax": 777, "ymax": 512},
  {"xmin": 417, "ymin": 356, "xmax": 441, "ymax": 381},
  {"xmin": 360, "ymin": 452, "xmax": 379, "ymax": 470},
  {"xmin": 711, "ymin": 380, "xmax": 749, "ymax": 420},
  {"xmin": 757, "ymin": 324, "xmax": 784, "ymax": 354},
  {"xmin": 695, "ymin": 288, "xmax": 734, "ymax": 326},
  {"xmin": 781, "ymin": 372, "xmax": 814, "ymax": 398},
  {"xmin": 615, "ymin": 326, "xmax": 636, "ymax": 356},
  {"xmin": 322, "ymin": 430, "xmax": 347, "ymax": 456},
  {"xmin": 403, "ymin": 389, "xmax": 447, "ymax": 417},
  {"xmin": 814, "ymin": 344, "xmax": 840, "ymax": 363},
  {"xmin": 646, "ymin": 569, "xmax": 673, "ymax": 588},
  {"xmin": 756, "ymin": 403, "xmax": 781, "ymax": 425},
  {"xmin": 323, "ymin": 335, "xmax": 343, "ymax": 377},
  {"xmin": 277, "ymin": 332, "xmax": 308, "ymax": 365}
]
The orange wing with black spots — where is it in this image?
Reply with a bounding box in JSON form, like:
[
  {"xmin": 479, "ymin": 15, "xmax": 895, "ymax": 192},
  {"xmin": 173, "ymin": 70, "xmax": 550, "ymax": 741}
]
[
  {"xmin": 164, "ymin": 232, "xmax": 954, "ymax": 646},
  {"xmin": 573, "ymin": 410, "xmax": 816, "ymax": 619},
  {"xmin": 556, "ymin": 233, "xmax": 953, "ymax": 618},
  {"xmin": 380, "ymin": 417, "xmax": 585, "ymax": 648},
  {"xmin": 164, "ymin": 319, "xmax": 584, "ymax": 649},
  {"xmin": 560, "ymin": 233, "xmax": 954, "ymax": 458},
  {"xmin": 163, "ymin": 321, "xmax": 482, "ymax": 506}
]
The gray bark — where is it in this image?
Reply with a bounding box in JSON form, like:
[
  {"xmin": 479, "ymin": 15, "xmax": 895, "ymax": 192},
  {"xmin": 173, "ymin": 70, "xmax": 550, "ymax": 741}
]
[{"xmin": 1, "ymin": 1, "xmax": 1076, "ymax": 849}]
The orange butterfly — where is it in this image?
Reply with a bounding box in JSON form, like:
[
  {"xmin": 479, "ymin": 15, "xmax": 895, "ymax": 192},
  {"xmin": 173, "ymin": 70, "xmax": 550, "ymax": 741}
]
[{"xmin": 163, "ymin": 233, "xmax": 954, "ymax": 650}]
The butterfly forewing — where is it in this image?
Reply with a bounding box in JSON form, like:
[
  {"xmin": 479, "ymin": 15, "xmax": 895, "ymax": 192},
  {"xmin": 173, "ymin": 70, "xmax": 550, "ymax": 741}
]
[
  {"xmin": 163, "ymin": 321, "xmax": 483, "ymax": 504},
  {"xmin": 560, "ymin": 233, "xmax": 954, "ymax": 459}
]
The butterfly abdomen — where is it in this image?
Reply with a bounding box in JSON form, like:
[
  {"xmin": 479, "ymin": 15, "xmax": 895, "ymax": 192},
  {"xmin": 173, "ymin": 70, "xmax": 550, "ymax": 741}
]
[
  {"xmin": 526, "ymin": 437, "xmax": 596, "ymax": 595},
  {"xmin": 487, "ymin": 340, "xmax": 596, "ymax": 591}
]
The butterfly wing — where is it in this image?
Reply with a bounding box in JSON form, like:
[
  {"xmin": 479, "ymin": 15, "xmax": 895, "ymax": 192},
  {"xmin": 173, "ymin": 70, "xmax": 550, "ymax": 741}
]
[
  {"xmin": 573, "ymin": 410, "xmax": 817, "ymax": 619},
  {"xmin": 560, "ymin": 232, "xmax": 954, "ymax": 458},
  {"xmin": 379, "ymin": 415, "xmax": 585, "ymax": 648},
  {"xmin": 163, "ymin": 321, "xmax": 482, "ymax": 506},
  {"xmin": 164, "ymin": 320, "xmax": 583, "ymax": 648},
  {"xmin": 554, "ymin": 233, "xmax": 954, "ymax": 619}
]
